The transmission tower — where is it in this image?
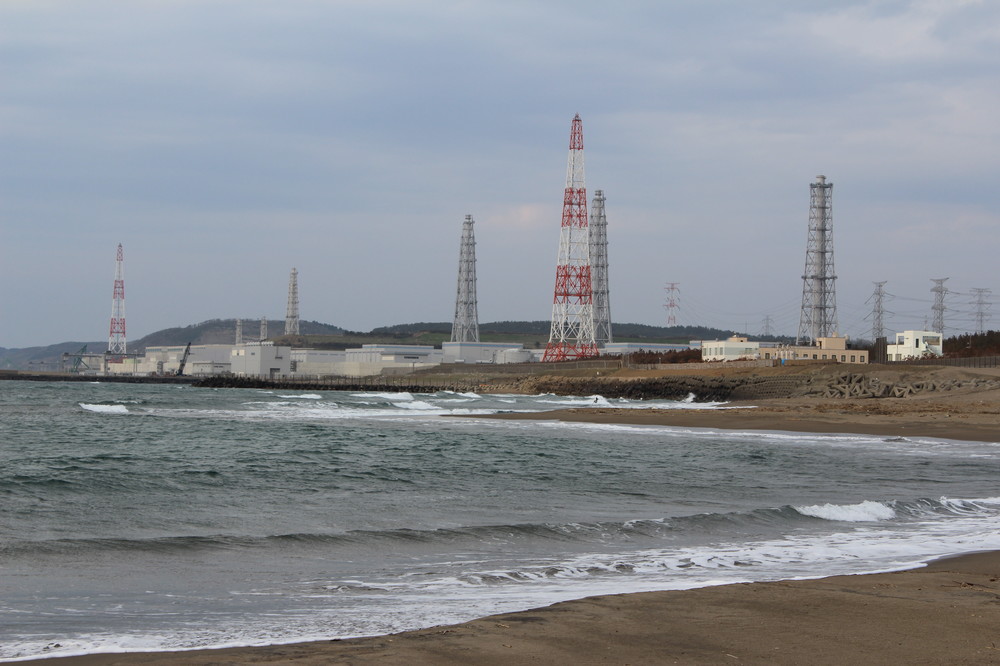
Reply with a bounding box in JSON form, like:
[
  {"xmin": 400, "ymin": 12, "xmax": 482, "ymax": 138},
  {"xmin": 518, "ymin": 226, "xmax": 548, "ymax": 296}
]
[
  {"xmin": 451, "ymin": 214, "xmax": 480, "ymax": 343},
  {"xmin": 970, "ymin": 287, "xmax": 991, "ymax": 334},
  {"xmin": 285, "ymin": 268, "xmax": 300, "ymax": 336},
  {"xmin": 930, "ymin": 278, "xmax": 949, "ymax": 333},
  {"xmin": 663, "ymin": 283, "xmax": 680, "ymax": 327},
  {"xmin": 761, "ymin": 314, "xmax": 774, "ymax": 337},
  {"xmin": 868, "ymin": 281, "xmax": 888, "ymax": 340},
  {"xmin": 589, "ymin": 190, "xmax": 612, "ymax": 346},
  {"xmin": 235, "ymin": 318, "xmax": 243, "ymax": 344},
  {"xmin": 260, "ymin": 316, "xmax": 268, "ymax": 341},
  {"xmin": 796, "ymin": 175, "xmax": 838, "ymax": 344},
  {"xmin": 543, "ymin": 114, "xmax": 597, "ymax": 361},
  {"xmin": 107, "ymin": 243, "xmax": 127, "ymax": 356}
]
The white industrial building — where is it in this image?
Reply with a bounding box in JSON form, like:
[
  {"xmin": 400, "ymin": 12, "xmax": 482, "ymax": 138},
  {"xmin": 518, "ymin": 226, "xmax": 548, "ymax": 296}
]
[
  {"xmin": 339, "ymin": 344, "xmax": 443, "ymax": 377},
  {"xmin": 108, "ymin": 344, "xmax": 237, "ymax": 376},
  {"xmin": 230, "ymin": 342, "xmax": 291, "ymax": 379},
  {"xmin": 290, "ymin": 348, "xmax": 346, "ymax": 376},
  {"xmin": 886, "ymin": 330, "xmax": 943, "ymax": 361},
  {"xmin": 442, "ymin": 341, "xmax": 528, "ymax": 364}
]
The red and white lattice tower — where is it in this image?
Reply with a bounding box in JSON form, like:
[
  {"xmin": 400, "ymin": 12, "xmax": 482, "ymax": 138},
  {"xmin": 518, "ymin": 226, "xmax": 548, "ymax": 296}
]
[
  {"xmin": 543, "ymin": 114, "xmax": 597, "ymax": 362},
  {"xmin": 108, "ymin": 243, "xmax": 127, "ymax": 356}
]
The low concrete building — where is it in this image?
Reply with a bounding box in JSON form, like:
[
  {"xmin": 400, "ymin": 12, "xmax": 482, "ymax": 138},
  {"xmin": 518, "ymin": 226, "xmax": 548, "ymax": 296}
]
[
  {"xmin": 700, "ymin": 337, "xmax": 760, "ymax": 362},
  {"xmin": 765, "ymin": 336, "xmax": 868, "ymax": 364},
  {"xmin": 886, "ymin": 330, "xmax": 943, "ymax": 361}
]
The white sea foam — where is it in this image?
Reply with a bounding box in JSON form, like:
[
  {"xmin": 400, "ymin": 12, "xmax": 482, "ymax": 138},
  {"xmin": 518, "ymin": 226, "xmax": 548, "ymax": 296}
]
[
  {"xmin": 277, "ymin": 394, "xmax": 323, "ymax": 399},
  {"xmin": 795, "ymin": 500, "xmax": 896, "ymax": 522},
  {"xmin": 79, "ymin": 403, "xmax": 128, "ymax": 414},
  {"xmin": 352, "ymin": 392, "xmax": 414, "ymax": 401},
  {"xmin": 393, "ymin": 400, "xmax": 440, "ymax": 411}
]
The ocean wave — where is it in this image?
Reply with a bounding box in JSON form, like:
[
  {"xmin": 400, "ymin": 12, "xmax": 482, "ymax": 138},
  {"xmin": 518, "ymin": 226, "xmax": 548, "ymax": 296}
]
[
  {"xmin": 352, "ymin": 392, "xmax": 414, "ymax": 401},
  {"xmin": 7, "ymin": 497, "xmax": 994, "ymax": 559},
  {"xmin": 78, "ymin": 403, "xmax": 128, "ymax": 414},
  {"xmin": 794, "ymin": 500, "xmax": 896, "ymax": 522}
]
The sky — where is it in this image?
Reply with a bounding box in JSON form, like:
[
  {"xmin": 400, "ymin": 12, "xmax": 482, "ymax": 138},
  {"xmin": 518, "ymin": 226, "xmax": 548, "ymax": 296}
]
[{"xmin": 2, "ymin": 0, "xmax": 999, "ymax": 348}]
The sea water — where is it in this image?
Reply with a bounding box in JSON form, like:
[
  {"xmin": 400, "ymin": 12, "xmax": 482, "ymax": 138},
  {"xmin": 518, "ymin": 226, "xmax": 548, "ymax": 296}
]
[{"xmin": 3, "ymin": 380, "xmax": 1000, "ymax": 661}]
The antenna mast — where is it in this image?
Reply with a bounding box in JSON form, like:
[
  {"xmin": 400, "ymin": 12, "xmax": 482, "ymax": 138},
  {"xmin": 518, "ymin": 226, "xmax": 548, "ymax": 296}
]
[
  {"xmin": 543, "ymin": 114, "xmax": 597, "ymax": 361},
  {"xmin": 797, "ymin": 175, "xmax": 838, "ymax": 344},
  {"xmin": 108, "ymin": 243, "xmax": 127, "ymax": 356},
  {"xmin": 451, "ymin": 214, "xmax": 480, "ymax": 343}
]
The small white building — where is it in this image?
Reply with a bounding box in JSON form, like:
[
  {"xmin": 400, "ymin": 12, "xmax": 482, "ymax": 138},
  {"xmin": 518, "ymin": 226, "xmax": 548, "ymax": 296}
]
[
  {"xmin": 230, "ymin": 342, "xmax": 291, "ymax": 379},
  {"xmin": 700, "ymin": 337, "xmax": 760, "ymax": 362},
  {"xmin": 886, "ymin": 330, "xmax": 943, "ymax": 361}
]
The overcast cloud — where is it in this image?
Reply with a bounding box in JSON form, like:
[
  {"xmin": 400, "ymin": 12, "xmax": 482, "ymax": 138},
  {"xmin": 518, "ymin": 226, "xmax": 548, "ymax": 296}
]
[{"xmin": 2, "ymin": 0, "xmax": 999, "ymax": 348}]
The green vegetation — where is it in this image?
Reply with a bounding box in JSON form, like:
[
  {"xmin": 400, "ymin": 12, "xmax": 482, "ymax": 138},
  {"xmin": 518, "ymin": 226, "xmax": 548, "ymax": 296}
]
[{"xmin": 945, "ymin": 331, "xmax": 1000, "ymax": 357}]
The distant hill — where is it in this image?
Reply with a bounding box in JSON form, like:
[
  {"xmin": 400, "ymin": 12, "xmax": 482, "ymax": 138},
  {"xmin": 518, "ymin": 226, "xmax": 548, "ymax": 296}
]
[
  {"xmin": 133, "ymin": 319, "xmax": 345, "ymax": 348},
  {"xmin": 0, "ymin": 320, "xmax": 773, "ymax": 370},
  {"xmin": 0, "ymin": 341, "xmax": 104, "ymax": 371}
]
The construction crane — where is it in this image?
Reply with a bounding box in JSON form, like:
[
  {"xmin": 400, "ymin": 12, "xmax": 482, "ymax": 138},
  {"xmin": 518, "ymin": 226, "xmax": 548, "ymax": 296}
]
[{"xmin": 176, "ymin": 343, "xmax": 192, "ymax": 376}]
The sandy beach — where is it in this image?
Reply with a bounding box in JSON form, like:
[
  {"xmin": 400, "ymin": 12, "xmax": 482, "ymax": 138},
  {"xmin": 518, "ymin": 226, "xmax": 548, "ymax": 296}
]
[
  {"xmin": 477, "ymin": 394, "xmax": 1000, "ymax": 443},
  {"xmin": 24, "ymin": 387, "xmax": 1000, "ymax": 665}
]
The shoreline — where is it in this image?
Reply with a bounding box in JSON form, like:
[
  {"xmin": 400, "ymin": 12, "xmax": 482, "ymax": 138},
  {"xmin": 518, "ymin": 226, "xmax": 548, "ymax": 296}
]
[
  {"xmin": 23, "ymin": 550, "xmax": 1000, "ymax": 665},
  {"xmin": 20, "ymin": 395, "xmax": 1000, "ymax": 665},
  {"xmin": 470, "ymin": 398, "xmax": 1000, "ymax": 443}
]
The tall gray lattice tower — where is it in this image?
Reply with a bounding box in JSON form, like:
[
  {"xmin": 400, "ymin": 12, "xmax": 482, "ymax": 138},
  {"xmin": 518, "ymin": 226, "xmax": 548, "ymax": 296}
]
[
  {"xmin": 869, "ymin": 281, "xmax": 888, "ymax": 341},
  {"xmin": 930, "ymin": 278, "xmax": 949, "ymax": 333},
  {"xmin": 260, "ymin": 316, "xmax": 268, "ymax": 342},
  {"xmin": 108, "ymin": 243, "xmax": 127, "ymax": 356},
  {"xmin": 797, "ymin": 175, "xmax": 838, "ymax": 344},
  {"xmin": 285, "ymin": 268, "xmax": 300, "ymax": 336},
  {"xmin": 589, "ymin": 190, "xmax": 612, "ymax": 346},
  {"xmin": 971, "ymin": 287, "xmax": 991, "ymax": 335},
  {"xmin": 450, "ymin": 214, "xmax": 479, "ymax": 343}
]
